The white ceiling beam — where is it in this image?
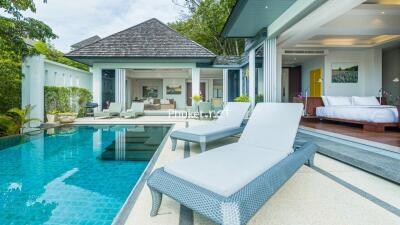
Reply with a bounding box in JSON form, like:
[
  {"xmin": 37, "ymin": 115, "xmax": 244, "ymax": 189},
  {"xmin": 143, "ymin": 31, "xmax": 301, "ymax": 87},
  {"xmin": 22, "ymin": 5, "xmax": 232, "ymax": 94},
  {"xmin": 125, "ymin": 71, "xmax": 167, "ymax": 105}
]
[{"xmin": 268, "ymin": 0, "xmax": 325, "ymax": 38}]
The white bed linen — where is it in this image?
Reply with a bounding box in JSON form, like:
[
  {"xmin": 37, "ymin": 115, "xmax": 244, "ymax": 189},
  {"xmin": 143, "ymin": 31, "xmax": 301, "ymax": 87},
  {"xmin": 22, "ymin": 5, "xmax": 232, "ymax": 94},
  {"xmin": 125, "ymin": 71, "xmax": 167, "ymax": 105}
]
[{"xmin": 316, "ymin": 105, "xmax": 399, "ymax": 123}]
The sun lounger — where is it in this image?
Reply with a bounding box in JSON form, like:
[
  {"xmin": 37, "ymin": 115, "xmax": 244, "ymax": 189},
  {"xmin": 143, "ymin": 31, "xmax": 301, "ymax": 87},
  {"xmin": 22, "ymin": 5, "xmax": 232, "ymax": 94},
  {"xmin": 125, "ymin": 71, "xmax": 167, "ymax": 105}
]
[
  {"xmin": 170, "ymin": 102, "xmax": 251, "ymax": 152},
  {"xmin": 120, "ymin": 102, "xmax": 144, "ymax": 118},
  {"xmin": 147, "ymin": 103, "xmax": 317, "ymax": 225},
  {"xmin": 94, "ymin": 102, "xmax": 122, "ymax": 118}
]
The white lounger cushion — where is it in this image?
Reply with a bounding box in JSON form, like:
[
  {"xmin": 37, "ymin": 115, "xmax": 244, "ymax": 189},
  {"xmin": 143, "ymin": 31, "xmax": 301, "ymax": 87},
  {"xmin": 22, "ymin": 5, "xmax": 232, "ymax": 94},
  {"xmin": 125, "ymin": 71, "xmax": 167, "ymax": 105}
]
[
  {"xmin": 166, "ymin": 103, "xmax": 304, "ymax": 197},
  {"xmin": 215, "ymin": 102, "xmax": 251, "ymax": 127},
  {"xmin": 178, "ymin": 124, "xmax": 237, "ymax": 135},
  {"xmin": 165, "ymin": 143, "xmax": 286, "ymax": 197},
  {"xmin": 238, "ymin": 103, "xmax": 303, "ymax": 155}
]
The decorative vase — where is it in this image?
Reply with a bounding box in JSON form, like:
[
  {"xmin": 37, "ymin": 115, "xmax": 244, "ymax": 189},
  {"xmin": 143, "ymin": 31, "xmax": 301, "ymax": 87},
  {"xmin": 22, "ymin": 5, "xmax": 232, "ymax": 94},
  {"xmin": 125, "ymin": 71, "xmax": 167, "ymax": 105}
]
[{"xmin": 46, "ymin": 114, "xmax": 57, "ymax": 123}]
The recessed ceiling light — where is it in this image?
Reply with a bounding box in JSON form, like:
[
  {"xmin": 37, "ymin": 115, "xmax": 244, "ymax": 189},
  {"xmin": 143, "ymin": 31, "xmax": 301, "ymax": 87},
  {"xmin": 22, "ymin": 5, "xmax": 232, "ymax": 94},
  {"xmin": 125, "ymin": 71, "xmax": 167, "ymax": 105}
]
[
  {"xmin": 265, "ymin": 5, "xmax": 269, "ymax": 9},
  {"xmin": 293, "ymin": 57, "xmax": 297, "ymax": 60},
  {"xmin": 381, "ymin": 11, "xmax": 385, "ymax": 14}
]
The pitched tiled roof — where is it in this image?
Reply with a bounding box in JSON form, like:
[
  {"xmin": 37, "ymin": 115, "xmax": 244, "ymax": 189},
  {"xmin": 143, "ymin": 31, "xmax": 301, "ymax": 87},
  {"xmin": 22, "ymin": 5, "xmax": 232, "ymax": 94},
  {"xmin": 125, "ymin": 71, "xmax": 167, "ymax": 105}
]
[
  {"xmin": 213, "ymin": 56, "xmax": 242, "ymax": 66},
  {"xmin": 70, "ymin": 35, "xmax": 101, "ymax": 49},
  {"xmin": 65, "ymin": 18, "xmax": 216, "ymax": 58}
]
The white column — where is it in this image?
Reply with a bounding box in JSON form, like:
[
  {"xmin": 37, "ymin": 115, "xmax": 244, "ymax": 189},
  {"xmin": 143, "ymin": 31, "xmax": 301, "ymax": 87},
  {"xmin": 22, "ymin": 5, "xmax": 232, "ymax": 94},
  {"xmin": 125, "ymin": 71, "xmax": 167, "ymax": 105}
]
[
  {"xmin": 223, "ymin": 69, "xmax": 229, "ymax": 102},
  {"xmin": 92, "ymin": 65, "xmax": 102, "ymax": 110},
  {"xmin": 126, "ymin": 78, "xmax": 132, "ymax": 107},
  {"xmin": 276, "ymin": 48, "xmax": 282, "ymax": 102},
  {"xmin": 115, "ymin": 129, "xmax": 126, "ymax": 161},
  {"xmin": 191, "ymin": 68, "xmax": 200, "ymax": 104},
  {"xmin": 263, "ymin": 38, "xmax": 278, "ymax": 102},
  {"xmin": 239, "ymin": 69, "xmax": 243, "ymax": 96},
  {"xmin": 208, "ymin": 78, "xmax": 214, "ymax": 101},
  {"xmin": 249, "ymin": 49, "xmax": 256, "ymax": 107},
  {"xmin": 115, "ymin": 68, "xmax": 126, "ymax": 111},
  {"xmin": 22, "ymin": 55, "xmax": 45, "ymax": 126}
]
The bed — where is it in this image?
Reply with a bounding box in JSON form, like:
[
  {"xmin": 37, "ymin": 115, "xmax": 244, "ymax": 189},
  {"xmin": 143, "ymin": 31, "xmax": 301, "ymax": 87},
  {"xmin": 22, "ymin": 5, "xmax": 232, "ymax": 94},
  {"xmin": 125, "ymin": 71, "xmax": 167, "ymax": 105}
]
[
  {"xmin": 313, "ymin": 96, "xmax": 399, "ymax": 132},
  {"xmin": 316, "ymin": 106, "xmax": 398, "ymax": 123}
]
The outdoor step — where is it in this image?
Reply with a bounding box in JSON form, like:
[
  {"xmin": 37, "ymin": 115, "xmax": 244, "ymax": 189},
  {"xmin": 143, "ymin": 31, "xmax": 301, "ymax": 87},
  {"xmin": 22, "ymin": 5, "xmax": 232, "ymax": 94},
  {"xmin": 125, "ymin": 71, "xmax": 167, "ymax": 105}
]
[
  {"xmin": 100, "ymin": 150, "xmax": 155, "ymax": 161},
  {"xmin": 297, "ymin": 132, "xmax": 400, "ymax": 184},
  {"xmin": 105, "ymin": 143, "xmax": 157, "ymax": 151}
]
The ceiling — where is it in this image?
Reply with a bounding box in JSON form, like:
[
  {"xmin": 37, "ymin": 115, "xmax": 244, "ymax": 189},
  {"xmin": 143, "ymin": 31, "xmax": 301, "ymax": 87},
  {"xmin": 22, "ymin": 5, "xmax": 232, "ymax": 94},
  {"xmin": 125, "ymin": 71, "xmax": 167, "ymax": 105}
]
[
  {"xmin": 292, "ymin": 2, "xmax": 400, "ymax": 48},
  {"xmin": 282, "ymin": 54, "xmax": 322, "ymax": 67}
]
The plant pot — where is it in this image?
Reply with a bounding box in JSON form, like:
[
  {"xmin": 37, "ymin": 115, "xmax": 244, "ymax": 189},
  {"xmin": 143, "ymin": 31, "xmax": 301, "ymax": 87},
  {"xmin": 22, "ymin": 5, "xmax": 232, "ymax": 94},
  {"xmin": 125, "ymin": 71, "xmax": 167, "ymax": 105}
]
[
  {"xmin": 58, "ymin": 115, "xmax": 76, "ymax": 124},
  {"xmin": 46, "ymin": 114, "xmax": 58, "ymax": 123}
]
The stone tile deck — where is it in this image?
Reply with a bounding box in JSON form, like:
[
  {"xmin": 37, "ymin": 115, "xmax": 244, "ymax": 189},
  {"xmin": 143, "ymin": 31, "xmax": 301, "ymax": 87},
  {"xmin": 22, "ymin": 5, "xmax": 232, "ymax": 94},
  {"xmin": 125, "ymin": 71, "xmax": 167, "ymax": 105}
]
[{"xmin": 75, "ymin": 116, "xmax": 400, "ymax": 225}]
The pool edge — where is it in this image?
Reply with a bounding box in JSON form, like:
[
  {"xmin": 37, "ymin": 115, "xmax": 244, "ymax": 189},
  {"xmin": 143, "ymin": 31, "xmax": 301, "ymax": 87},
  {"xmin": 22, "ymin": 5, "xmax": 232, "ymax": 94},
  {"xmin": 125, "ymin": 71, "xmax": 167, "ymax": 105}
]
[{"xmin": 111, "ymin": 123, "xmax": 175, "ymax": 225}]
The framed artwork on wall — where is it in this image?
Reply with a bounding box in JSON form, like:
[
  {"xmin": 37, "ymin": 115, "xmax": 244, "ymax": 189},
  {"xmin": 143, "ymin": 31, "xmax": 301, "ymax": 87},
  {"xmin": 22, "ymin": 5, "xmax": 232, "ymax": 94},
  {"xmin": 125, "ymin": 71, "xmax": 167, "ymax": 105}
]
[
  {"xmin": 331, "ymin": 63, "xmax": 358, "ymax": 83},
  {"xmin": 143, "ymin": 86, "xmax": 158, "ymax": 98},
  {"xmin": 166, "ymin": 85, "xmax": 182, "ymax": 95}
]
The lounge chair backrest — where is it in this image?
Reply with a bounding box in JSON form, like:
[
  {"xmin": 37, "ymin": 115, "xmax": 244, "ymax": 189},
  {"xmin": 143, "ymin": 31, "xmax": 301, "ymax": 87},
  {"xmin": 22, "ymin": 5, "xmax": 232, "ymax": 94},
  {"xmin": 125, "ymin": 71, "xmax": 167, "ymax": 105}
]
[
  {"xmin": 215, "ymin": 102, "xmax": 251, "ymax": 127},
  {"xmin": 238, "ymin": 103, "xmax": 303, "ymax": 154},
  {"xmin": 109, "ymin": 102, "xmax": 122, "ymax": 112},
  {"xmin": 198, "ymin": 102, "xmax": 212, "ymax": 113},
  {"xmin": 132, "ymin": 102, "xmax": 144, "ymax": 112}
]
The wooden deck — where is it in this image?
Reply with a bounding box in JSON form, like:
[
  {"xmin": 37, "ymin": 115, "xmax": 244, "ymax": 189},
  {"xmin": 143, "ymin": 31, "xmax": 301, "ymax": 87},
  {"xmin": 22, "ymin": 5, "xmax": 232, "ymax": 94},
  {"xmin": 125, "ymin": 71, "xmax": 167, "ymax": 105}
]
[{"xmin": 301, "ymin": 120, "xmax": 400, "ymax": 147}]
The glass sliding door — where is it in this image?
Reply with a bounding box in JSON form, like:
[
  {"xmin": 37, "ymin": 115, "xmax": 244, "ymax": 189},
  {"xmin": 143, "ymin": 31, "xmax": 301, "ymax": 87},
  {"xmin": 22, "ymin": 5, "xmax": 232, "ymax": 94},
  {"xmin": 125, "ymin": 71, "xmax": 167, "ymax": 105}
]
[
  {"xmin": 228, "ymin": 70, "xmax": 240, "ymax": 101},
  {"xmin": 102, "ymin": 69, "xmax": 115, "ymax": 109}
]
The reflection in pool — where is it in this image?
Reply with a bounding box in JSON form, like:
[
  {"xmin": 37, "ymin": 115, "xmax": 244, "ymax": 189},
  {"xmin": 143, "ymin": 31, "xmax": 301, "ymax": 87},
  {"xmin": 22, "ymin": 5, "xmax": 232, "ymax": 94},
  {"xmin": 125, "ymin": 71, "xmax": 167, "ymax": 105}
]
[{"xmin": 0, "ymin": 124, "xmax": 170, "ymax": 225}]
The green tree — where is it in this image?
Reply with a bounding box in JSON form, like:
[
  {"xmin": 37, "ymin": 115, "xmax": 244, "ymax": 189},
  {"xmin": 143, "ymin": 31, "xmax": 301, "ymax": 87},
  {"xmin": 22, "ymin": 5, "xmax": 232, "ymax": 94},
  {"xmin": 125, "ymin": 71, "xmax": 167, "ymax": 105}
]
[
  {"xmin": 170, "ymin": 0, "xmax": 244, "ymax": 56},
  {"xmin": 0, "ymin": 0, "xmax": 56, "ymax": 57},
  {"xmin": 34, "ymin": 41, "xmax": 89, "ymax": 71},
  {"xmin": 0, "ymin": 0, "xmax": 56, "ymax": 113}
]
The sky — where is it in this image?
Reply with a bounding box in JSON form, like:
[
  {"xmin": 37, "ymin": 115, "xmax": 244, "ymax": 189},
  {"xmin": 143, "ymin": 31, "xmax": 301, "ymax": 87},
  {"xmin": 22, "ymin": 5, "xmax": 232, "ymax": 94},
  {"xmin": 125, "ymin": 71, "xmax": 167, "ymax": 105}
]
[{"xmin": 27, "ymin": 0, "xmax": 187, "ymax": 53}]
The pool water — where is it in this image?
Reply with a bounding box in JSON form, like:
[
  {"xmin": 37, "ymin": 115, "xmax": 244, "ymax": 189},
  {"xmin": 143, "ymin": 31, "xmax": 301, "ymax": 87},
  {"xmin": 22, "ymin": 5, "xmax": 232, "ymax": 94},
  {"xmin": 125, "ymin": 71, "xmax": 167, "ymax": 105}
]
[{"xmin": 0, "ymin": 124, "xmax": 170, "ymax": 225}]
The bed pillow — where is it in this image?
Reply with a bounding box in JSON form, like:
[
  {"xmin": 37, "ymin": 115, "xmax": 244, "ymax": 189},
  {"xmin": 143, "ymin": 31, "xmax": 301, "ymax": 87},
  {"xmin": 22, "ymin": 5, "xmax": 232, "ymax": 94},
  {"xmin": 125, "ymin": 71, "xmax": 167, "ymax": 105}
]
[
  {"xmin": 352, "ymin": 96, "xmax": 380, "ymax": 106},
  {"xmin": 326, "ymin": 96, "xmax": 352, "ymax": 106},
  {"xmin": 321, "ymin": 96, "xmax": 329, "ymax": 106}
]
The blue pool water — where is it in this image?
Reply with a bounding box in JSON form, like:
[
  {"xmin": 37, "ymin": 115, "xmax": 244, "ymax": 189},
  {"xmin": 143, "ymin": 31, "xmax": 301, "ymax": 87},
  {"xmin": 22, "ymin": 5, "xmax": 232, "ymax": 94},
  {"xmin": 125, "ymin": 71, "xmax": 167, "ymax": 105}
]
[{"xmin": 0, "ymin": 124, "xmax": 170, "ymax": 225}]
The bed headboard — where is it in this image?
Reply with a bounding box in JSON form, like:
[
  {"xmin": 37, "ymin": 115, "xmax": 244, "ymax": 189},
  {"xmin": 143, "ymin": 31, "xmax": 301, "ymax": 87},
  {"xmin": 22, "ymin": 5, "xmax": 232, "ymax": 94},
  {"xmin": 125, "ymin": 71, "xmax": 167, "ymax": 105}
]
[{"xmin": 292, "ymin": 97, "xmax": 387, "ymax": 116}]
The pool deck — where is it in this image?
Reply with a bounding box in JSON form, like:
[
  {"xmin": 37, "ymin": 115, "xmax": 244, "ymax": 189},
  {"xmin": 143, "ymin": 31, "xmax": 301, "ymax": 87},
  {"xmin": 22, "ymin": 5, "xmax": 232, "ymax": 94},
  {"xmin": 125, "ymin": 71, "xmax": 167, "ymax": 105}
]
[{"xmin": 74, "ymin": 116, "xmax": 400, "ymax": 225}]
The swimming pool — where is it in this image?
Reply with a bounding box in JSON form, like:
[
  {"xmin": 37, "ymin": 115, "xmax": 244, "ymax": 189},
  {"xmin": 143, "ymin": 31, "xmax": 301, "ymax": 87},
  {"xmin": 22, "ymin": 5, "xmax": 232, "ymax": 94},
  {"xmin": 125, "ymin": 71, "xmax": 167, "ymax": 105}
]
[{"xmin": 0, "ymin": 124, "xmax": 171, "ymax": 225}]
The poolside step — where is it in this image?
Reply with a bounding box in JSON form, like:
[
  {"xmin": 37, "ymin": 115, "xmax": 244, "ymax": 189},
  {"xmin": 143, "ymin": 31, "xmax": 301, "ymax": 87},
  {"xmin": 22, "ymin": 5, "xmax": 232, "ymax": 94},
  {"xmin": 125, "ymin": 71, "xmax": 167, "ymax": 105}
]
[
  {"xmin": 297, "ymin": 132, "xmax": 400, "ymax": 184},
  {"xmin": 105, "ymin": 143, "xmax": 157, "ymax": 151},
  {"xmin": 100, "ymin": 149, "xmax": 155, "ymax": 161}
]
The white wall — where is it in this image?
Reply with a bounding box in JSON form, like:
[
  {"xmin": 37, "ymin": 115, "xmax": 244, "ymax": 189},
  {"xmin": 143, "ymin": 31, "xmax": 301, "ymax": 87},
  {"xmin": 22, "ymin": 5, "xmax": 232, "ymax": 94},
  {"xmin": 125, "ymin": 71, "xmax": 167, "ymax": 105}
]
[
  {"xmin": 44, "ymin": 60, "xmax": 92, "ymax": 90},
  {"xmin": 130, "ymin": 79, "xmax": 164, "ymax": 100},
  {"xmin": 22, "ymin": 55, "xmax": 92, "ymax": 123},
  {"xmin": 301, "ymin": 56, "xmax": 324, "ymax": 95},
  {"xmin": 163, "ymin": 78, "xmax": 187, "ymax": 109},
  {"xmin": 299, "ymin": 48, "xmax": 382, "ymax": 97},
  {"xmin": 281, "ymin": 68, "xmax": 289, "ymax": 102},
  {"xmin": 324, "ymin": 48, "xmax": 382, "ymax": 96}
]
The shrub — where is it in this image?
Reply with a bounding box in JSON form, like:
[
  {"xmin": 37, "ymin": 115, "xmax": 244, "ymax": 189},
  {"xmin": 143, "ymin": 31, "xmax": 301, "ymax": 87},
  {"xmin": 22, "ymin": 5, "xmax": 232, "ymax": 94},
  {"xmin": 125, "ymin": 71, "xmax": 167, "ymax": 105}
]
[
  {"xmin": 192, "ymin": 95, "xmax": 202, "ymax": 103},
  {"xmin": 234, "ymin": 95, "xmax": 250, "ymax": 102},
  {"xmin": 44, "ymin": 86, "xmax": 92, "ymax": 118},
  {"xmin": 256, "ymin": 94, "xmax": 264, "ymax": 103}
]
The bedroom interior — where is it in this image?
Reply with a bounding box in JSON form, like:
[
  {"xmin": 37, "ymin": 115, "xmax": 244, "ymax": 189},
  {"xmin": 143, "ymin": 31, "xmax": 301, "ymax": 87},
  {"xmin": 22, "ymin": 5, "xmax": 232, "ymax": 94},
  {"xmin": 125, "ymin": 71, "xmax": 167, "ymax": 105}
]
[
  {"xmin": 279, "ymin": 1, "xmax": 400, "ymax": 135},
  {"xmin": 283, "ymin": 44, "xmax": 399, "ymax": 132}
]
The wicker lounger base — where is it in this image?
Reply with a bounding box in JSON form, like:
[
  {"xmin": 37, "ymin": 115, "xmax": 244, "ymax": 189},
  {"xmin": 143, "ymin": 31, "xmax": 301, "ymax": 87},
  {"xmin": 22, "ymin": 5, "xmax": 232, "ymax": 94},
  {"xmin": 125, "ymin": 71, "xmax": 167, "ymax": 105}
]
[
  {"xmin": 147, "ymin": 142, "xmax": 317, "ymax": 225},
  {"xmin": 170, "ymin": 127, "xmax": 244, "ymax": 152}
]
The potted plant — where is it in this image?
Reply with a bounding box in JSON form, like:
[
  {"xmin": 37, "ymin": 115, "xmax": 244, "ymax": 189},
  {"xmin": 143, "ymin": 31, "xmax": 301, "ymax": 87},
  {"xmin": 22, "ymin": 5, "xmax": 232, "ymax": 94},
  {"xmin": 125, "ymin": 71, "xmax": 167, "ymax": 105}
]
[
  {"xmin": 58, "ymin": 112, "xmax": 78, "ymax": 124},
  {"xmin": 192, "ymin": 95, "xmax": 202, "ymax": 107},
  {"xmin": 46, "ymin": 110, "xmax": 59, "ymax": 123}
]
